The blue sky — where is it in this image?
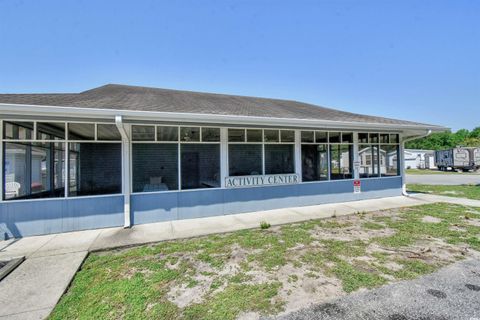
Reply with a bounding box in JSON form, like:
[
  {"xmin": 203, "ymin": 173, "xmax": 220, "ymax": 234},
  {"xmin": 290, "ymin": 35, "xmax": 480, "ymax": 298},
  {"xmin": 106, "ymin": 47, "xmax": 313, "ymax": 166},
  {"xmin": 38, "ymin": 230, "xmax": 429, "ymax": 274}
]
[{"xmin": 0, "ymin": 1, "xmax": 478, "ymax": 131}]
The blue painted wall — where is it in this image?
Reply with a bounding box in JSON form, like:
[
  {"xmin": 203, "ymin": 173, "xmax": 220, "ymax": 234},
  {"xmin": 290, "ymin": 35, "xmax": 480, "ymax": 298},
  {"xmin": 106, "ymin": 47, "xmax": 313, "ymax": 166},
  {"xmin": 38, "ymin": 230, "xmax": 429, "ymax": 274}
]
[
  {"xmin": 0, "ymin": 177, "xmax": 402, "ymax": 239},
  {"xmin": 0, "ymin": 195, "xmax": 124, "ymax": 239},
  {"xmin": 132, "ymin": 177, "xmax": 402, "ymax": 224}
]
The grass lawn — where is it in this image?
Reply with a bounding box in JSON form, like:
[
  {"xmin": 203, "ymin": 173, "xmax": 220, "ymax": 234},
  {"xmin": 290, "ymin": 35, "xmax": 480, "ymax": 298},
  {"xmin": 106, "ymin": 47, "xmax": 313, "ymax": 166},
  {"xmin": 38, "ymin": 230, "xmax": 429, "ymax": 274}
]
[
  {"xmin": 406, "ymin": 169, "xmax": 477, "ymax": 175},
  {"xmin": 50, "ymin": 203, "xmax": 480, "ymax": 320},
  {"xmin": 408, "ymin": 184, "xmax": 480, "ymax": 200}
]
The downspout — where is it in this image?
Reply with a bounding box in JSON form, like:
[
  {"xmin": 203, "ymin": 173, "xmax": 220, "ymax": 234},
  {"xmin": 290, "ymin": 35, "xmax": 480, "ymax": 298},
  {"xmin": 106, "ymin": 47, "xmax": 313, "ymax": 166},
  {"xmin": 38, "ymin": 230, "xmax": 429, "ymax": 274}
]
[
  {"xmin": 401, "ymin": 129, "xmax": 432, "ymax": 196},
  {"xmin": 115, "ymin": 115, "xmax": 131, "ymax": 228}
]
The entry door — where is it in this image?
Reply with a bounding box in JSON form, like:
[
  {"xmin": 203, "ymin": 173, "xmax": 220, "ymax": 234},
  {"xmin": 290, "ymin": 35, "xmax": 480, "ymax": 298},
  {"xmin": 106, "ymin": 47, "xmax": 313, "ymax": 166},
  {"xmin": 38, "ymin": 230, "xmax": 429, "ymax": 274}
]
[{"xmin": 181, "ymin": 152, "xmax": 199, "ymax": 189}]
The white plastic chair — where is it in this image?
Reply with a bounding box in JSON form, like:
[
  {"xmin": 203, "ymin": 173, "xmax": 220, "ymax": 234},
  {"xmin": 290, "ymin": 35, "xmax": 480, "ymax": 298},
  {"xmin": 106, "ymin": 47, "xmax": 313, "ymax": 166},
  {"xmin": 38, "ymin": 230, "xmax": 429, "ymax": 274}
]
[{"xmin": 5, "ymin": 181, "xmax": 21, "ymax": 198}]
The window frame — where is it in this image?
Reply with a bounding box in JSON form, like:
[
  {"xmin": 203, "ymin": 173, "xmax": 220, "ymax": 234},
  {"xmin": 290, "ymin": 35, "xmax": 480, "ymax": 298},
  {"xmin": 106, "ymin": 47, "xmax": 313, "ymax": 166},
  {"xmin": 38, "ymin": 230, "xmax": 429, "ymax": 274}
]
[
  {"xmin": 1, "ymin": 120, "xmax": 123, "ymax": 201},
  {"xmin": 226, "ymin": 128, "xmax": 296, "ymax": 177},
  {"xmin": 131, "ymin": 124, "xmax": 222, "ymax": 194}
]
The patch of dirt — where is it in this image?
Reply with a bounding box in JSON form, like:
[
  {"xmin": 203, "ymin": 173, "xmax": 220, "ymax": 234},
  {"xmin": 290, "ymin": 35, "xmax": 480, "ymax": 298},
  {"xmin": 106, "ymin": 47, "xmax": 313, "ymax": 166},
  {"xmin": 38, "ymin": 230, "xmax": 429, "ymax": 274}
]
[
  {"xmin": 237, "ymin": 311, "xmax": 260, "ymax": 320},
  {"xmin": 422, "ymin": 216, "xmax": 442, "ymax": 224},
  {"xmin": 466, "ymin": 218, "xmax": 480, "ymax": 227},
  {"xmin": 309, "ymin": 224, "xmax": 395, "ymax": 241},
  {"xmin": 441, "ymin": 191, "xmax": 460, "ymax": 195},
  {"xmin": 275, "ymin": 264, "xmax": 344, "ymax": 315}
]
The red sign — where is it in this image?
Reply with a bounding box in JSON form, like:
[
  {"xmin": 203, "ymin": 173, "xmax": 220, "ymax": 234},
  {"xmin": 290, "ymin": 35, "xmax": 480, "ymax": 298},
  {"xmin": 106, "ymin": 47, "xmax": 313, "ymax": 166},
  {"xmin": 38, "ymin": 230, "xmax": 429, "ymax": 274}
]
[{"xmin": 353, "ymin": 180, "xmax": 361, "ymax": 193}]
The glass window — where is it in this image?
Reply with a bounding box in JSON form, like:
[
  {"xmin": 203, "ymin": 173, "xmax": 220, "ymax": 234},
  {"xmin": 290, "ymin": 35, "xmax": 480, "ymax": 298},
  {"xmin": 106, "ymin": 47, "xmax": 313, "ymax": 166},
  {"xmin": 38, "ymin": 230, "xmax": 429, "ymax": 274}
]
[
  {"xmin": 37, "ymin": 122, "xmax": 65, "ymax": 140},
  {"xmin": 132, "ymin": 125, "xmax": 155, "ymax": 141},
  {"xmin": 390, "ymin": 134, "xmax": 399, "ymax": 144},
  {"xmin": 301, "ymin": 131, "xmax": 314, "ymax": 143},
  {"xmin": 380, "ymin": 134, "xmax": 389, "ymax": 144},
  {"xmin": 181, "ymin": 144, "xmax": 220, "ymax": 189},
  {"xmin": 358, "ymin": 133, "xmax": 368, "ymax": 143},
  {"xmin": 381, "ymin": 145, "xmax": 399, "ymax": 176},
  {"xmin": 315, "ymin": 131, "xmax": 328, "ymax": 143},
  {"xmin": 264, "ymin": 130, "xmax": 279, "ymax": 142},
  {"xmin": 302, "ymin": 144, "xmax": 328, "ymax": 181},
  {"xmin": 69, "ymin": 143, "xmax": 121, "ymax": 196},
  {"xmin": 132, "ymin": 144, "xmax": 178, "ymax": 192},
  {"xmin": 3, "ymin": 142, "xmax": 28, "ymax": 199},
  {"xmin": 247, "ymin": 129, "xmax": 262, "ymax": 142},
  {"xmin": 329, "ymin": 132, "xmax": 341, "ymax": 143},
  {"xmin": 180, "ymin": 127, "xmax": 200, "ymax": 142},
  {"xmin": 265, "ymin": 144, "xmax": 294, "ymax": 174},
  {"xmin": 359, "ymin": 145, "xmax": 379, "ymax": 178},
  {"xmin": 157, "ymin": 126, "xmax": 178, "ymax": 142},
  {"xmin": 342, "ymin": 132, "xmax": 353, "ymax": 143},
  {"xmin": 228, "ymin": 129, "xmax": 245, "ymax": 142},
  {"xmin": 201, "ymin": 128, "xmax": 220, "ymax": 142},
  {"xmin": 228, "ymin": 144, "xmax": 262, "ymax": 176},
  {"xmin": 369, "ymin": 133, "xmax": 379, "ymax": 143},
  {"xmin": 68, "ymin": 123, "xmax": 95, "ymax": 140},
  {"xmin": 3, "ymin": 121, "xmax": 33, "ymax": 140},
  {"xmin": 3, "ymin": 142, "xmax": 65, "ymax": 200},
  {"xmin": 97, "ymin": 124, "xmax": 121, "ymax": 141},
  {"xmin": 330, "ymin": 144, "xmax": 353, "ymax": 180},
  {"xmin": 280, "ymin": 130, "xmax": 295, "ymax": 143}
]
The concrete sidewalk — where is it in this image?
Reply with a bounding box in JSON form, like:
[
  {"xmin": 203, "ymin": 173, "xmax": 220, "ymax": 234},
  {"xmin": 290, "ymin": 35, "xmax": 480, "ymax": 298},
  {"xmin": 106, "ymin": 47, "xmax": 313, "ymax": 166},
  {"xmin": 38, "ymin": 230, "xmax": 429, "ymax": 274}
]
[{"xmin": 1, "ymin": 194, "xmax": 479, "ymax": 319}]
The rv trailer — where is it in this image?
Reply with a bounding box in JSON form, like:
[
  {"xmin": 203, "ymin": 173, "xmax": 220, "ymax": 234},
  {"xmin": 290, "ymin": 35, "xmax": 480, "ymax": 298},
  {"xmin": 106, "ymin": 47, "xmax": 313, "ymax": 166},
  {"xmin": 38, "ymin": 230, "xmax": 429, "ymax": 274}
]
[{"xmin": 435, "ymin": 147, "xmax": 480, "ymax": 172}]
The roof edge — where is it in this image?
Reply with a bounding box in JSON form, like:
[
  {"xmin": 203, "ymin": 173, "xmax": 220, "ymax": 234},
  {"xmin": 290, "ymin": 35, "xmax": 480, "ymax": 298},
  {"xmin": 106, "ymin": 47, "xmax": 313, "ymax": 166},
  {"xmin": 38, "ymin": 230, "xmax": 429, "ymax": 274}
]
[{"xmin": 0, "ymin": 102, "xmax": 449, "ymax": 132}]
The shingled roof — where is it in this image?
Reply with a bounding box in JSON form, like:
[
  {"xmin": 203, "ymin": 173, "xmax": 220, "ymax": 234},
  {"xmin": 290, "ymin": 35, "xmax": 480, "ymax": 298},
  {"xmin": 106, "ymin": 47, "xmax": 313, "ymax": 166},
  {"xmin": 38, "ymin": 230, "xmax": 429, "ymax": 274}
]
[{"xmin": 0, "ymin": 84, "xmax": 440, "ymax": 128}]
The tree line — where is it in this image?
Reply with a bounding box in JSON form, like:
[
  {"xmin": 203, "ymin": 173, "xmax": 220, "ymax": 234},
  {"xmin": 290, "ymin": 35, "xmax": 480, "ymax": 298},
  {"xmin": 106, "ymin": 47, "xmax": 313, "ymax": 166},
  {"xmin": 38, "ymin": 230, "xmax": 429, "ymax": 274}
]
[{"xmin": 406, "ymin": 127, "xmax": 480, "ymax": 150}]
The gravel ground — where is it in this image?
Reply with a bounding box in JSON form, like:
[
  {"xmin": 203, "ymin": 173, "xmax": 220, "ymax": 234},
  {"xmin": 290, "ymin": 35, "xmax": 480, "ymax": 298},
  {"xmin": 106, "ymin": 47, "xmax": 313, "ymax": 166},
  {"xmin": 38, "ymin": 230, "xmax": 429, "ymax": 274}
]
[
  {"xmin": 407, "ymin": 174, "xmax": 480, "ymax": 185},
  {"xmin": 271, "ymin": 258, "xmax": 480, "ymax": 320}
]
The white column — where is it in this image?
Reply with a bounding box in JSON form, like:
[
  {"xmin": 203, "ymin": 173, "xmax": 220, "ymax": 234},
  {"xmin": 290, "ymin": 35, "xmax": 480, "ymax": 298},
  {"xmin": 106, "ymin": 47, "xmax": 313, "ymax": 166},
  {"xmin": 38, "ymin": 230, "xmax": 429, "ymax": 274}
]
[
  {"xmin": 294, "ymin": 129, "xmax": 302, "ymax": 181},
  {"xmin": 220, "ymin": 127, "xmax": 228, "ymax": 187},
  {"xmin": 64, "ymin": 122, "xmax": 69, "ymax": 197},
  {"xmin": 0, "ymin": 120, "xmax": 3, "ymax": 202},
  {"xmin": 115, "ymin": 116, "xmax": 131, "ymax": 228},
  {"xmin": 399, "ymin": 134, "xmax": 407, "ymax": 194},
  {"xmin": 353, "ymin": 132, "xmax": 360, "ymax": 180}
]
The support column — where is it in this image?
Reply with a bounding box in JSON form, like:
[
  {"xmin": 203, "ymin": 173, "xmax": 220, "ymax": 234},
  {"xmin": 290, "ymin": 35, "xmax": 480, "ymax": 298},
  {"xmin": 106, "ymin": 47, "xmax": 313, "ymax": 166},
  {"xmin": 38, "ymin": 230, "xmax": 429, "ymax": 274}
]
[
  {"xmin": 0, "ymin": 120, "xmax": 3, "ymax": 202},
  {"xmin": 399, "ymin": 134, "xmax": 407, "ymax": 194},
  {"xmin": 294, "ymin": 129, "xmax": 302, "ymax": 181},
  {"xmin": 353, "ymin": 132, "xmax": 360, "ymax": 180},
  {"xmin": 220, "ymin": 127, "xmax": 228, "ymax": 188},
  {"xmin": 116, "ymin": 116, "xmax": 131, "ymax": 228}
]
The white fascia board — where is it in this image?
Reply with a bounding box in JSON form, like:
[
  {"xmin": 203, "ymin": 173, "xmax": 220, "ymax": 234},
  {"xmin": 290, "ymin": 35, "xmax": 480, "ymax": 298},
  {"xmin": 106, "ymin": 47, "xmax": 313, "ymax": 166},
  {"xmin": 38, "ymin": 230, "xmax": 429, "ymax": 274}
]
[{"xmin": 0, "ymin": 103, "xmax": 448, "ymax": 132}]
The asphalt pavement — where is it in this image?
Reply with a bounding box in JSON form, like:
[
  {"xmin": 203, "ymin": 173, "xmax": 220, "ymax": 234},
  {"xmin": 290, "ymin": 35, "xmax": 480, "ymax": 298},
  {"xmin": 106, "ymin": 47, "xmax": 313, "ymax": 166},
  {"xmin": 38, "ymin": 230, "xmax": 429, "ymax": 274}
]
[
  {"xmin": 273, "ymin": 258, "xmax": 480, "ymax": 320},
  {"xmin": 407, "ymin": 173, "xmax": 480, "ymax": 185}
]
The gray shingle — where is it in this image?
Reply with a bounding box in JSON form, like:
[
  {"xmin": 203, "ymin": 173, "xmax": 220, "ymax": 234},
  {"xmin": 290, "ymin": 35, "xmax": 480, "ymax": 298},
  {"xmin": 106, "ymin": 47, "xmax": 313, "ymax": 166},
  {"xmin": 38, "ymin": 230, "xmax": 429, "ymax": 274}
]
[{"xmin": 0, "ymin": 84, "xmax": 438, "ymax": 127}]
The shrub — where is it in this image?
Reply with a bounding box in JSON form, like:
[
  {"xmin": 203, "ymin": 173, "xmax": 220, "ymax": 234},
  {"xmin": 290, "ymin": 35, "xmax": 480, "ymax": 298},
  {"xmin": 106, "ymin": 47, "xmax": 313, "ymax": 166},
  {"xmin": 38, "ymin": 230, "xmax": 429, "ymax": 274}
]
[{"xmin": 260, "ymin": 221, "xmax": 271, "ymax": 229}]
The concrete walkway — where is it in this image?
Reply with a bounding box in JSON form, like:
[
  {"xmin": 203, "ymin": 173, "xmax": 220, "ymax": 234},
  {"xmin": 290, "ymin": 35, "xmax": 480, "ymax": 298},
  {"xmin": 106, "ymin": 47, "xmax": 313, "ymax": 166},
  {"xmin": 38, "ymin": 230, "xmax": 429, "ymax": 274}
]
[{"xmin": 1, "ymin": 194, "xmax": 479, "ymax": 319}]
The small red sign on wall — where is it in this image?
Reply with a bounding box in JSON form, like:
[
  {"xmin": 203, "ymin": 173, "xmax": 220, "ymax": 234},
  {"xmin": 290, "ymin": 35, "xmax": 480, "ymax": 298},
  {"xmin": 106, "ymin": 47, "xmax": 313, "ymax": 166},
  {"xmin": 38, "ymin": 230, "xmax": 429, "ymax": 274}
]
[{"xmin": 353, "ymin": 180, "xmax": 361, "ymax": 193}]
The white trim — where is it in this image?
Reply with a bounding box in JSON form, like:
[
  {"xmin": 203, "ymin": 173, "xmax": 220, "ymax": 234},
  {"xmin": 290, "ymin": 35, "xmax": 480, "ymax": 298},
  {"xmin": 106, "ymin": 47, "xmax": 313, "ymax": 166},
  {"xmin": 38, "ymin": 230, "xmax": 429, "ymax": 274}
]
[
  {"xmin": 220, "ymin": 127, "xmax": 228, "ymax": 188},
  {"xmin": 0, "ymin": 103, "xmax": 447, "ymax": 132},
  {"xmin": 116, "ymin": 115, "xmax": 131, "ymax": 228},
  {"xmin": 353, "ymin": 132, "xmax": 360, "ymax": 180},
  {"xmin": 0, "ymin": 120, "xmax": 3, "ymax": 202},
  {"xmin": 294, "ymin": 130, "xmax": 302, "ymax": 182}
]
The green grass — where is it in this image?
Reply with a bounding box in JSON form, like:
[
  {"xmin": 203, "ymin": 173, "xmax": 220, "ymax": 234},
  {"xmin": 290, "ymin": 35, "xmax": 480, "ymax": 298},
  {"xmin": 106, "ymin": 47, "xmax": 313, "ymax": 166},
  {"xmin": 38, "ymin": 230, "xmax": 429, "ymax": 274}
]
[
  {"xmin": 408, "ymin": 184, "xmax": 480, "ymax": 200},
  {"xmin": 49, "ymin": 203, "xmax": 480, "ymax": 319}
]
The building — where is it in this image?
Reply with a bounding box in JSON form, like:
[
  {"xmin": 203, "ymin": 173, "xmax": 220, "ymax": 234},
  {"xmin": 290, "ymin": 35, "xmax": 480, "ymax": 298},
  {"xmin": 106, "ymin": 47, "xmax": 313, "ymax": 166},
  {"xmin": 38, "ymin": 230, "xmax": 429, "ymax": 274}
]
[
  {"xmin": 0, "ymin": 84, "xmax": 445, "ymax": 239},
  {"xmin": 404, "ymin": 149, "xmax": 436, "ymax": 169}
]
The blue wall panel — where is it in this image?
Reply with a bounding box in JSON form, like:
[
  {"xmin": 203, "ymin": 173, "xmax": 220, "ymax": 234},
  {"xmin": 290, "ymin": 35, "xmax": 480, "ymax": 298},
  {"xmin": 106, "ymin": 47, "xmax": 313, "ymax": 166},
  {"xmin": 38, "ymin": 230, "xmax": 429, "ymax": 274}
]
[
  {"xmin": 1, "ymin": 177, "xmax": 402, "ymax": 239},
  {"xmin": 0, "ymin": 195, "xmax": 124, "ymax": 239},
  {"xmin": 131, "ymin": 192, "xmax": 178, "ymax": 224},
  {"xmin": 132, "ymin": 177, "xmax": 402, "ymax": 225}
]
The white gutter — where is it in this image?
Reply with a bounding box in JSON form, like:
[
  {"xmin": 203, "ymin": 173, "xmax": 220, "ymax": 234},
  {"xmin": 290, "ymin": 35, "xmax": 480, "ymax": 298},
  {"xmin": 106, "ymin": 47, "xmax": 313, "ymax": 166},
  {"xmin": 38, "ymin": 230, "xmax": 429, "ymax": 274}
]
[
  {"xmin": 401, "ymin": 129, "xmax": 432, "ymax": 196},
  {"xmin": 0, "ymin": 103, "xmax": 447, "ymax": 132},
  {"xmin": 115, "ymin": 115, "xmax": 131, "ymax": 228}
]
